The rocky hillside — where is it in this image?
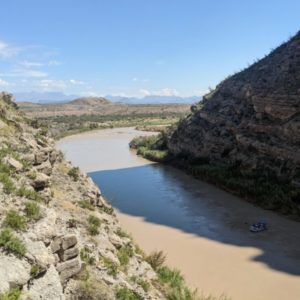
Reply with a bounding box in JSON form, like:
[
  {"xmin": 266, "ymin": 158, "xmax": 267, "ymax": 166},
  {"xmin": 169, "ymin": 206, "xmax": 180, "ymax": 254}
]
[
  {"xmin": 69, "ymin": 97, "xmax": 111, "ymax": 106},
  {"xmin": 0, "ymin": 92, "xmax": 174, "ymax": 299},
  {"xmin": 166, "ymin": 32, "xmax": 300, "ymax": 215}
]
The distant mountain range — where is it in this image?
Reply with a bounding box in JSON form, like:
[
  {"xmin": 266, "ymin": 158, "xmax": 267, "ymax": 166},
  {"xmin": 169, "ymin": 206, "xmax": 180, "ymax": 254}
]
[{"xmin": 14, "ymin": 91, "xmax": 200, "ymax": 104}]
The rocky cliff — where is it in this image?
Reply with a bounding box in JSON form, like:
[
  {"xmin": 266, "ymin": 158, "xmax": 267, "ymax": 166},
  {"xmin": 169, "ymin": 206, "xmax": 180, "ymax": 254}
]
[
  {"xmin": 167, "ymin": 32, "xmax": 300, "ymax": 215},
  {"xmin": 0, "ymin": 92, "xmax": 164, "ymax": 299}
]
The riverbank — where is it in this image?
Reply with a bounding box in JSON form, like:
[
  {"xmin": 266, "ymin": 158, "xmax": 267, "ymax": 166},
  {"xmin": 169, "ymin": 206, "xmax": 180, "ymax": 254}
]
[
  {"xmin": 57, "ymin": 127, "xmax": 300, "ymax": 300},
  {"xmin": 130, "ymin": 134, "xmax": 300, "ymax": 219}
]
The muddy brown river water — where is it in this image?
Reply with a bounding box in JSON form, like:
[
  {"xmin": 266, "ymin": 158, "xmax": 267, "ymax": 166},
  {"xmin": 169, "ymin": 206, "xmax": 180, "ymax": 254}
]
[{"xmin": 57, "ymin": 127, "xmax": 300, "ymax": 300}]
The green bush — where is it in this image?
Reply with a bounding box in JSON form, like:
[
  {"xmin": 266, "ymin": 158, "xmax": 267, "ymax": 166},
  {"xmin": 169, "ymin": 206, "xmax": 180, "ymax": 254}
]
[
  {"xmin": 115, "ymin": 287, "xmax": 142, "ymax": 300},
  {"xmin": 88, "ymin": 215, "xmax": 101, "ymax": 227},
  {"xmin": 87, "ymin": 224, "xmax": 99, "ymax": 236},
  {"xmin": 30, "ymin": 264, "xmax": 42, "ymax": 277},
  {"xmin": 117, "ymin": 245, "xmax": 133, "ymax": 267},
  {"xmin": 102, "ymin": 257, "xmax": 119, "ymax": 278},
  {"xmin": 87, "ymin": 215, "xmax": 101, "ymax": 236},
  {"xmin": 17, "ymin": 186, "xmax": 43, "ymax": 202},
  {"xmin": 146, "ymin": 250, "xmax": 166, "ymax": 271},
  {"xmin": 68, "ymin": 167, "xmax": 80, "ymax": 181},
  {"xmin": 3, "ymin": 210, "xmax": 27, "ymax": 231},
  {"xmin": 0, "ymin": 288, "xmax": 22, "ymax": 300},
  {"xmin": 158, "ymin": 266, "xmax": 184, "ymax": 289},
  {"xmin": 116, "ymin": 228, "xmax": 131, "ymax": 239},
  {"xmin": 0, "ymin": 229, "xmax": 26, "ymax": 257},
  {"xmin": 78, "ymin": 200, "xmax": 95, "ymax": 211},
  {"xmin": 80, "ymin": 246, "xmax": 96, "ymax": 265},
  {"xmin": 0, "ymin": 173, "xmax": 15, "ymax": 194},
  {"xmin": 25, "ymin": 202, "xmax": 42, "ymax": 221}
]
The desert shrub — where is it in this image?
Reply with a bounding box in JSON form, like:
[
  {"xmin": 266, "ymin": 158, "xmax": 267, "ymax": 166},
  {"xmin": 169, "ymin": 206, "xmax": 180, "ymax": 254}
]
[
  {"xmin": 88, "ymin": 215, "xmax": 101, "ymax": 227},
  {"xmin": 138, "ymin": 280, "xmax": 150, "ymax": 292},
  {"xmin": 117, "ymin": 245, "xmax": 133, "ymax": 267},
  {"xmin": 25, "ymin": 202, "xmax": 42, "ymax": 221},
  {"xmin": 115, "ymin": 228, "xmax": 131, "ymax": 239},
  {"xmin": 78, "ymin": 200, "xmax": 95, "ymax": 211},
  {"xmin": 101, "ymin": 205, "xmax": 114, "ymax": 215},
  {"xmin": 80, "ymin": 246, "xmax": 96, "ymax": 265},
  {"xmin": 87, "ymin": 215, "xmax": 101, "ymax": 236},
  {"xmin": 102, "ymin": 257, "xmax": 119, "ymax": 278},
  {"xmin": 3, "ymin": 210, "xmax": 27, "ymax": 231},
  {"xmin": 158, "ymin": 266, "xmax": 184, "ymax": 289},
  {"xmin": 165, "ymin": 286, "xmax": 198, "ymax": 300},
  {"xmin": 0, "ymin": 229, "xmax": 26, "ymax": 257},
  {"xmin": 0, "ymin": 287, "xmax": 22, "ymax": 300},
  {"xmin": 73, "ymin": 278, "xmax": 113, "ymax": 300},
  {"xmin": 30, "ymin": 264, "xmax": 42, "ymax": 277},
  {"xmin": 146, "ymin": 250, "xmax": 166, "ymax": 271},
  {"xmin": 68, "ymin": 167, "xmax": 80, "ymax": 181},
  {"xmin": 17, "ymin": 186, "xmax": 43, "ymax": 202},
  {"xmin": 115, "ymin": 287, "xmax": 142, "ymax": 300},
  {"xmin": 0, "ymin": 173, "xmax": 15, "ymax": 194},
  {"xmin": 87, "ymin": 224, "xmax": 99, "ymax": 236}
]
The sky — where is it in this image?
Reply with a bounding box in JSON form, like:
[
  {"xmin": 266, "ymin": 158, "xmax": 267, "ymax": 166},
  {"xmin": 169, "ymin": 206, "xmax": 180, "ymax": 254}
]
[{"xmin": 0, "ymin": 0, "xmax": 299, "ymax": 98}]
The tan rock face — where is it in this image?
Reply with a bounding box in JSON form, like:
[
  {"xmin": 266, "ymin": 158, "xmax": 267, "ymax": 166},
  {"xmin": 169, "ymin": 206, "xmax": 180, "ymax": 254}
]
[{"xmin": 168, "ymin": 32, "xmax": 300, "ymax": 183}]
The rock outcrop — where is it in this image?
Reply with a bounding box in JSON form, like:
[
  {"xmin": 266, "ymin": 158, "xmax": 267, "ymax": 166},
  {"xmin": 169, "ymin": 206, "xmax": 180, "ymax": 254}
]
[
  {"xmin": 167, "ymin": 32, "xmax": 300, "ymax": 214},
  {"xmin": 0, "ymin": 92, "xmax": 163, "ymax": 299}
]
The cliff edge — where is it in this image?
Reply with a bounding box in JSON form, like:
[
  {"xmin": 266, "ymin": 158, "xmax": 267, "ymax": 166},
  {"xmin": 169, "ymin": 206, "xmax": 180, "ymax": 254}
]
[{"xmin": 167, "ymin": 32, "xmax": 300, "ymax": 215}]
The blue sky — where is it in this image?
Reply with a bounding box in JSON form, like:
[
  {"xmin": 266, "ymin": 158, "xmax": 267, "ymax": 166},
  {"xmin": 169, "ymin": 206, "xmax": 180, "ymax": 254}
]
[{"xmin": 0, "ymin": 0, "xmax": 299, "ymax": 97}]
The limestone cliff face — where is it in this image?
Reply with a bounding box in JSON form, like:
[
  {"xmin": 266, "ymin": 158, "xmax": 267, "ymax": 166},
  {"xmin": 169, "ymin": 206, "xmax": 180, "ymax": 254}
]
[
  {"xmin": 0, "ymin": 93, "xmax": 161, "ymax": 299},
  {"xmin": 168, "ymin": 32, "xmax": 300, "ymax": 185}
]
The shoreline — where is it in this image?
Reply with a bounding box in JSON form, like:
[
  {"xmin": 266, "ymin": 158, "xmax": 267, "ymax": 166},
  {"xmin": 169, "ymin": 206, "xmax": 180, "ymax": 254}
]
[{"xmin": 57, "ymin": 127, "xmax": 300, "ymax": 300}]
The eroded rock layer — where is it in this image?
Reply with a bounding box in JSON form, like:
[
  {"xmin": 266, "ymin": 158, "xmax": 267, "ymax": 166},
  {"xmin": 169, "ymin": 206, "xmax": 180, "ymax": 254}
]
[{"xmin": 167, "ymin": 32, "xmax": 300, "ymax": 212}]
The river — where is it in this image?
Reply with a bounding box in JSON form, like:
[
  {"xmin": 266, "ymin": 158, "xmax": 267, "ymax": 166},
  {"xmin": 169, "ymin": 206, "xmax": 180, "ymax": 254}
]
[{"xmin": 57, "ymin": 127, "xmax": 300, "ymax": 300}]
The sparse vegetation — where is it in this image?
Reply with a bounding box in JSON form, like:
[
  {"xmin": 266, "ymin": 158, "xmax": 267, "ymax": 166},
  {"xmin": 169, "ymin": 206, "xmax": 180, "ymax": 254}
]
[
  {"xmin": 115, "ymin": 228, "xmax": 131, "ymax": 239},
  {"xmin": 117, "ymin": 245, "xmax": 134, "ymax": 267},
  {"xmin": 68, "ymin": 167, "xmax": 80, "ymax": 181},
  {"xmin": 87, "ymin": 215, "xmax": 101, "ymax": 236},
  {"xmin": 102, "ymin": 256, "xmax": 119, "ymax": 278},
  {"xmin": 3, "ymin": 210, "xmax": 27, "ymax": 231},
  {"xmin": 25, "ymin": 201, "xmax": 42, "ymax": 221},
  {"xmin": 73, "ymin": 277, "xmax": 113, "ymax": 300},
  {"xmin": 146, "ymin": 250, "xmax": 166, "ymax": 271},
  {"xmin": 0, "ymin": 229, "xmax": 26, "ymax": 257},
  {"xmin": 80, "ymin": 246, "xmax": 96, "ymax": 265},
  {"xmin": 0, "ymin": 173, "xmax": 15, "ymax": 194},
  {"xmin": 17, "ymin": 186, "xmax": 43, "ymax": 202},
  {"xmin": 0, "ymin": 287, "xmax": 22, "ymax": 300},
  {"xmin": 115, "ymin": 287, "xmax": 142, "ymax": 300},
  {"xmin": 30, "ymin": 264, "xmax": 42, "ymax": 277},
  {"xmin": 78, "ymin": 200, "xmax": 95, "ymax": 211}
]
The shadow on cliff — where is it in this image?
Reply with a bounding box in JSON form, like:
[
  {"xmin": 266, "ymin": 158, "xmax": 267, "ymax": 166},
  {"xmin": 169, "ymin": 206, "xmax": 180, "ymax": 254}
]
[{"xmin": 89, "ymin": 164, "xmax": 300, "ymax": 276}]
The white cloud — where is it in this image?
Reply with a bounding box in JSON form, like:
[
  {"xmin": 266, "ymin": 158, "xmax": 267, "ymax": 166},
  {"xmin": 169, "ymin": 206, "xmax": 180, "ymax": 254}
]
[
  {"xmin": 0, "ymin": 41, "xmax": 21, "ymax": 58},
  {"xmin": 13, "ymin": 69, "xmax": 48, "ymax": 78},
  {"xmin": 132, "ymin": 77, "xmax": 149, "ymax": 82},
  {"xmin": 38, "ymin": 79, "xmax": 67, "ymax": 90},
  {"xmin": 19, "ymin": 60, "xmax": 63, "ymax": 68},
  {"xmin": 140, "ymin": 88, "xmax": 179, "ymax": 97},
  {"xmin": 69, "ymin": 79, "xmax": 84, "ymax": 85},
  {"xmin": 0, "ymin": 78, "xmax": 9, "ymax": 86}
]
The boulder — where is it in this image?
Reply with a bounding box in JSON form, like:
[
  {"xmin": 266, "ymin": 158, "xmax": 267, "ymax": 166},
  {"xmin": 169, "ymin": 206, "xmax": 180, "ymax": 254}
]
[
  {"xmin": 0, "ymin": 256, "xmax": 30, "ymax": 294},
  {"xmin": 35, "ymin": 160, "xmax": 52, "ymax": 176},
  {"xmin": 56, "ymin": 257, "xmax": 81, "ymax": 282},
  {"xmin": 61, "ymin": 235, "xmax": 77, "ymax": 250},
  {"xmin": 31, "ymin": 172, "xmax": 50, "ymax": 190},
  {"xmin": 27, "ymin": 265, "xmax": 65, "ymax": 300},
  {"xmin": 25, "ymin": 240, "xmax": 55, "ymax": 267},
  {"xmin": 3, "ymin": 156, "xmax": 23, "ymax": 172}
]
